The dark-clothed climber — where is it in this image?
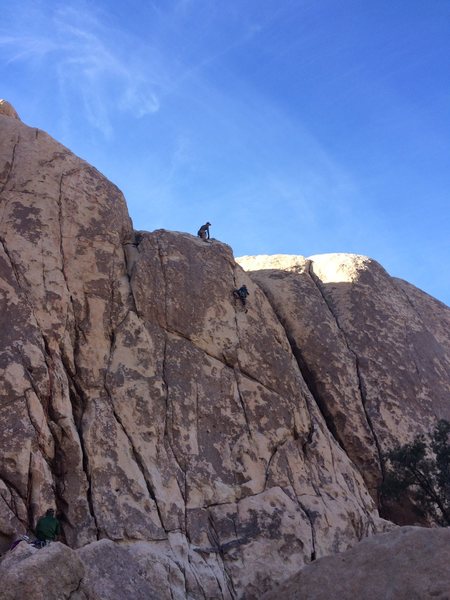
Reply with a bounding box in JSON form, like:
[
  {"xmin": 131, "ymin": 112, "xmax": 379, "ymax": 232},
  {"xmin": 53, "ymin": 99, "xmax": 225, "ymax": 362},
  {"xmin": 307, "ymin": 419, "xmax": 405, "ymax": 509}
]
[
  {"xmin": 197, "ymin": 222, "xmax": 211, "ymax": 240},
  {"xmin": 233, "ymin": 285, "xmax": 249, "ymax": 307}
]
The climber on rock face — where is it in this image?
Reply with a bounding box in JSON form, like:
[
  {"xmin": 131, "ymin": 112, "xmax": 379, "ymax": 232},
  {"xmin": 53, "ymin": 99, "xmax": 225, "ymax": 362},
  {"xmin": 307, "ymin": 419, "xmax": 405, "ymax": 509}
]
[
  {"xmin": 197, "ymin": 222, "xmax": 211, "ymax": 241},
  {"xmin": 35, "ymin": 508, "xmax": 60, "ymax": 546},
  {"xmin": 233, "ymin": 285, "xmax": 249, "ymax": 308}
]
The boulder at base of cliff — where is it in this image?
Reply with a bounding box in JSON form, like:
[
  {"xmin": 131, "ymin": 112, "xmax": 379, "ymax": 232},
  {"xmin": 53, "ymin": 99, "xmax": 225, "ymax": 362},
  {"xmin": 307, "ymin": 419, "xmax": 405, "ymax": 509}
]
[
  {"xmin": 76, "ymin": 537, "xmax": 203, "ymax": 600},
  {"xmin": 0, "ymin": 542, "xmax": 85, "ymax": 600},
  {"xmin": 261, "ymin": 526, "xmax": 450, "ymax": 600}
]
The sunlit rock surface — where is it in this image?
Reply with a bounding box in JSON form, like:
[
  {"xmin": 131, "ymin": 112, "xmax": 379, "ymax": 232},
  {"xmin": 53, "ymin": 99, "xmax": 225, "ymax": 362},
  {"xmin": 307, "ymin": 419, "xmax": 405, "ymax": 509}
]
[
  {"xmin": 0, "ymin": 103, "xmax": 449, "ymax": 598},
  {"xmin": 0, "ymin": 99, "xmax": 20, "ymax": 120},
  {"xmin": 237, "ymin": 253, "xmax": 450, "ymax": 509}
]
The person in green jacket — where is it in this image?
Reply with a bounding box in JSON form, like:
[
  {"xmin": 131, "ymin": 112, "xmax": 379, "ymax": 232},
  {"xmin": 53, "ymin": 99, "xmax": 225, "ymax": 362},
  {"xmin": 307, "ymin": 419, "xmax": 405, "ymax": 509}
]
[{"xmin": 35, "ymin": 508, "xmax": 60, "ymax": 544}]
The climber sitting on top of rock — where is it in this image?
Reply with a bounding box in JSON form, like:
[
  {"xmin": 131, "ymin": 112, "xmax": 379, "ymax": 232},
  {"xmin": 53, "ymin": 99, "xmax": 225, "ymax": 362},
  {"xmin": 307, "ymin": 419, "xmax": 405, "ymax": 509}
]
[
  {"xmin": 197, "ymin": 222, "xmax": 211, "ymax": 241},
  {"xmin": 35, "ymin": 508, "xmax": 60, "ymax": 547},
  {"xmin": 233, "ymin": 285, "xmax": 249, "ymax": 307}
]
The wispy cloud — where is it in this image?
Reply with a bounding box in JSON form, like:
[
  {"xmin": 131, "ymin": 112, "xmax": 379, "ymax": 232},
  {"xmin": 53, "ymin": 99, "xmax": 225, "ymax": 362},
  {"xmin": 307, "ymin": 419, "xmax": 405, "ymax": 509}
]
[
  {"xmin": 2, "ymin": 35, "xmax": 58, "ymax": 63},
  {"xmin": 0, "ymin": 1, "xmax": 286, "ymax": 138},
  {"xmin": 0, "ymin": 3, "xmax": 162, "ymax": 137}
]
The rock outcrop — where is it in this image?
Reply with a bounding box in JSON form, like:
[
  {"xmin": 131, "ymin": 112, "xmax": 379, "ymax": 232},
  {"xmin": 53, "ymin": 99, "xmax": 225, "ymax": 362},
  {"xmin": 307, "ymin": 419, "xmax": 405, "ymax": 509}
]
[
  {"xmin": 0, "ymin": 542, "xmax": 84, "ymax": 600},
  {"xmin": 261, "ymin": 526, "xmax": 450, "ymax": 600},
  {"xmin": 236, "ymin": 254, "xmax": 450, "ymax": 519},
  {"xmin": 0, "ymin": 100, "xmax": 20, "ymax": 120},
  {"xmin": 0, "ymin": 102, "xmax": 449, "ymax": 598}
]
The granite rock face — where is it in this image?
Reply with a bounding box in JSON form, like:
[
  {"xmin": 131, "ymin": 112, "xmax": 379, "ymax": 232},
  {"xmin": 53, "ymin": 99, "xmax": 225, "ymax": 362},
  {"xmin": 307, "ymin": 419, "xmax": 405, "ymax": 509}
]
[
  {"xmin": 0, "ymin": 104, "xmax": 449, "ymax": 598},
  {"xmin": 261, "ymin": 526, "xmax": 450, "ymax": 600},
  {"xmin": 0, "ymin": 100, "xmax": 20, "ymax": 120},
  {"xmin": 0, "ymin": 542, "xmax": 84, "ymax": 600},
  {"xmin": 237, "ymin": 254, "xmax": 450, "ymax": 510}
]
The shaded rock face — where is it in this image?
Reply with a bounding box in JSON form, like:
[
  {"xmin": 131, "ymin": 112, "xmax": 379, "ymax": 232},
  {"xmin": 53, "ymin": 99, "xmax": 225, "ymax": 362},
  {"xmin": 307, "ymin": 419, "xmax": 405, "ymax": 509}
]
[
  {"xmin": 0, "ymin": 105, "xmax": 447, "ymax": 598},
  {"xmin": 261, "ymin": 526, "xmax": 450, "ymax": 600},
  {"xmin": 237, "ymin": 254, "xmax": 450, "ymax": 514}
]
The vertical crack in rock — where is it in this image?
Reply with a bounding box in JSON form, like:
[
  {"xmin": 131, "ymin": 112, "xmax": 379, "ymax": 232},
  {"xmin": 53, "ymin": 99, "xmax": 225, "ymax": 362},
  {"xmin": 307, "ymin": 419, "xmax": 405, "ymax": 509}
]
[
  {"xmin": 181, "ymin": 560, "xmax": 188, "ymax": 598},
  {"xmin": 285, "ymin": 457, "xmax": 318, "ymax": 562},
  {"xmin": 122, "ymin": 234, "xmax": 140, "ymax": 317},
  {"xmin": 162, "ymin": 336, "xmax": 170, "ymax": 443},
  {"xmin": 104, "ymin": 327, "xmax": 168, "ymax": 537},
  {"xmin": 307, "ymin": 261, "xmax": 385, "ymax": 484},
  {"xmin": 40, "ymin": 335, "xmax": 79, "ymax": 533},
  {"xmin": 25, "ymin": 451, "xmax": 34, "ymax": 530},
  {"xmin": 186, "ymin": 550, "xmax": 208, "ymax": 600},
  {"xmin": 59, "ymin": 348, "xmax": 100, "ymax": 540},
  {"xmin": 15, "ymin": 340, "xmax": 45, "ymax": 404},
  {"xmin": 231, "ymin": 265, "xmax": 321, "ymax": 507},
  {"xmin": 301, "ymin": 417, "xmax": 315, "ymax": 458},
  {"xmin": 287, "ymin": 332, "xmax": 343, "ymax": 449},
  {"xmin": 0, "ymin": 137, "xmax": 19, "ymax": 195},
  {"xmin": 263, "ymin": 436, "xmax": 292, "ymax": 491},
  {"xmin": 161, "ymin": 335, "xmax": 190, "ymax": 538},
  {"xmin": 230, "ymin": 265, "xmax": 245, "ymax": 373},
  {"xmin": 230, "ymin": 262, "xmax": 249, "ymax": 412},
  {"xmin": 296, "ymin": 435, "xmax": 331, "ymax": 516},
  {"xmin": 207, "ymin": 514, "xmax": 237, "ymax": 599},
  {"xmin": 247, "ymin": 266, "xmax": 344, "ymax": 456},
  {"xmin": 57, "ymin": 173, "xmax": 71, "ymax": 296},
  {"xmin": 233, "ymin": 367, "xmax": 252, "ymax": 440},
  {"xmin": 155, "ymin": 235, "xmax": 186, "ymax": 492},
  {"xmin": 73, "ymin": 408, "xmax": 98, "ymax": 537},
  {"xmin": 56, "ymin": 169, "xmax": 85, "ymax": 338},
  {"xmin": 23, "ymin": 388, "xmax": 50, "ymax": 462},
  {"xmin": 155, "ymin": 237, "xmax": 191, "ymax": 534},
  {"xmin": 162, "ymin": 335, "xmax": 186, "ymax": 483},
  {"xmin": 232, "ymin": 271, "xmax": 318, "ymax": 486},
  {"xmin": 198, "ymin": 553, "xmax": 227, "ymax": 600},
  {"xmin": 37, "ymin": 336, "xmax": 53, "ymax": 419},
  {"xmin": 0, "ymin": 478, "xmax": 26, "ymax": 527},
  {"xmin": 104, "ymin": 383, "xmax": 168, "ymax": 537},
  {"xmin": 167, "ymin": 564, "xmax": 176, "ymax": 600}
]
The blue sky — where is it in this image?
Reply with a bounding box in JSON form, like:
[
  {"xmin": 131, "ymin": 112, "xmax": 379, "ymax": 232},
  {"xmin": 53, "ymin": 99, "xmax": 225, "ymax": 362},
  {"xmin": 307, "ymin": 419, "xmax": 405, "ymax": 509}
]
[{"xmin": 1, "ymin": 0, "xmax": 449, "ymax": 305}]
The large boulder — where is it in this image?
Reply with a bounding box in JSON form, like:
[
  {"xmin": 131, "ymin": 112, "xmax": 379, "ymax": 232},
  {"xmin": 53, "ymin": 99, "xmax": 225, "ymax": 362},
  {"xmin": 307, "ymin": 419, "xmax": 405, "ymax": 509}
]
[
  {"xmin": 261, "ymin": 526, "xmax": 450, "ymax": 600},
  {"xmin": 237, "ymin": 254, "xmax": 450, "ymax": 516},
  {"xmin": 0, "ymin": 542, "xmax": 84, "ymax": 600},
  {"xmin": 76, "ymin": 536, "xmax": 229, "ymax": 600}
]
